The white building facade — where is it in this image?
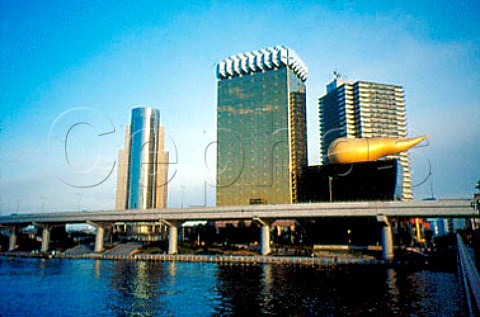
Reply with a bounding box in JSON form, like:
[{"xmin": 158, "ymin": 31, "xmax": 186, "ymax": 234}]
[{"xmin": 319, "ymin": 79, "xmax": 412, "ymax": 201}]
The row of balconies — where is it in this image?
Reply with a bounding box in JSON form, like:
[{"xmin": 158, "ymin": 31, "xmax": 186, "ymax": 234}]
[
  {"xmin": 357, "ymin": 115, "xmax": 407, "ymax": 124},
  {"xmin": 365, "ymin": 123, "xmax": 407, "ymax": 130},
  {"xmin": 357, "ymin": 110, "xmax": 406, "ymax": 118},
  {"xmin": 356, "ymin": 101, "xmax": 406, "ymax": 108},
  {"xmin": 354, "ymin": 82, "xmax": 403, "ymax": 91},
  {"xmin": 359, "ymin": 115, "xmax": 406, "ymax": 123},
  {"xmin": 355, "ymin": 94, "xmax": 405, "ymax": 100},
  {"xmin": 360, "ymin": 125, "xmax": 407, "ymax": 132},
  {"xmin": 340, "ymin": 101, "xmax": 406, "ymax": 110},
  {"xmin": 366, "ymin": 108, "xmax": 406, "ymax": 114}
]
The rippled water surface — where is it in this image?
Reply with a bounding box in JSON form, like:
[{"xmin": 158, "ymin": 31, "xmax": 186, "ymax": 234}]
[{"xmin": 0, "ymin": 257, "xmax": 466, "ymax": 316}]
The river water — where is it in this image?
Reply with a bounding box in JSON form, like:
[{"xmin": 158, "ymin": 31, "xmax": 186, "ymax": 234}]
[{"xmin": 0, "ymin": 257, "xmax": 466, "ymax": 316}]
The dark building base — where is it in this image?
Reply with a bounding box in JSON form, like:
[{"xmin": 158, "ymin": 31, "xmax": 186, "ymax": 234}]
[{"xmin": 298, "ymin": 159, "xmax": 398, "ymax": 203}]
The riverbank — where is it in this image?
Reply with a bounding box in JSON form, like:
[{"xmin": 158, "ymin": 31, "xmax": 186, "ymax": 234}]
[{"xmin": 0, "ymin": 251, "xmax": 393, "ymax": 266}]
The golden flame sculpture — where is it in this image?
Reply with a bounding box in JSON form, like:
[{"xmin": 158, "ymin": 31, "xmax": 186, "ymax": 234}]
[{"xmin": 327, "ymin": 136, "xmax": 428, "ymax": 164}]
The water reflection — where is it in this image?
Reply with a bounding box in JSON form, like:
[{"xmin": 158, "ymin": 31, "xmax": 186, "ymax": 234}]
[
  {"xmin": 94, "ymin": 259, "xmax": 101, "ymax": 279},
  {"xmin": 0, "ymin": 258, "xmax": 467, "ymax": 317},
  {"xmin": 384, "ymin": 268, "xmax": 465, "ymax": 317},
  {"xmin": 107, "ymin": 260, "xmax": 167, "ymax": 316},
  {"xmin": 214, "ymin": 264, "xmax": 263, "ymax": 316},
  {"xmin": 168, "ymin": 261, "xmax": 177, "ymax": 282},
  {"xmin": 213, "ymin": 264, "xmax": 465, "ymax": 316},
  {"xmin": 259, "ymin": 264, "xmax": 274, "ymax": 311}
]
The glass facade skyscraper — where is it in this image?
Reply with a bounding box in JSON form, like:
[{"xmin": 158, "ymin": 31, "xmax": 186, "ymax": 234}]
[
  {"xmin": 115, "ymin": 107, "xmax": 169, "ymax": 209},
  {"xmin": 216, "ymin": 46, "xmax": 307, "ymax": 206},
  {"xmin": 318, "ymin": 79, "xmax": 412, "ymax": 200}
]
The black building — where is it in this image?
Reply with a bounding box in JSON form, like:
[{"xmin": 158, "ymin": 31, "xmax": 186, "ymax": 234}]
[{"xmin": 299, "ymin": 159, "xmax": 398, "ymax": 203}]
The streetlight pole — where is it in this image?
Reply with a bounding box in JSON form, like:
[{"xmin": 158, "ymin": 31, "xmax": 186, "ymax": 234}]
[
  {"xmin": 77, "ymin": 193, "xmax": 83, "ymax": 211},
  {"xmin": 180, "ymin": 185, "xmax": 185, "ymax": 208},
  {"xmin": 40, "ymin": 196, "xmax": 47, "ymax": 213},
  {"xmin": 329, "ymin": 176, "xmax": 333, "ymax": 202}
]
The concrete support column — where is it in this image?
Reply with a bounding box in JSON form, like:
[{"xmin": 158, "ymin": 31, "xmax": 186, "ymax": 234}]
[
  {"xmin": 41, "ymin": 226, "xmax": 51, "ymax": 252},
  {"xmin": 34, "ymin": 222, "xmax": 64, "ymax": 253},
  {"xmin": 377, "ymin": 215, "xmax": 394, "ymax": 261},
  {"xmin": 254, "ymin": 217, "xmax": 274, "ymax": 256},
  {"xmin": 260, "ymin": 225, "xmax": 271, "ymax": 256},
  {"xmin": 168, "ymin": 225, "xmax": 178, "ymax": 255},
  {"xmin": 87, "ymin": 221, "xmax": 106, "ymax": 253},
  {"xmin": 8, "ymin": 226, "xmax": 17, "ymax": 251},
  {"xmin": 163, "ymin": 220, "xmax": 183, "ymax": 255},
  {"xmin": 95, "ymin": 226, "xmax": 105, "ymax": 253}
]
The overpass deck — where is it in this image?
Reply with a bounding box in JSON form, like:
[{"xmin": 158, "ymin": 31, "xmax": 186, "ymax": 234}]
[{"xmin": 0, "ymin": 200, "xmax": 476, "ymax": 225}]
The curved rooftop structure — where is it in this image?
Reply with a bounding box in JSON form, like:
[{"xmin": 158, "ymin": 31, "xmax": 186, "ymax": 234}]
[{"xmin": 216, "ymin": 45, "xmax": 308, "ymax": 82}]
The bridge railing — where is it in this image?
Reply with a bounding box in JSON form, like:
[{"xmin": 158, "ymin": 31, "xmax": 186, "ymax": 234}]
[{"xmin": 457, "ymin": 233, "xmax": 480, "ymax": 317}]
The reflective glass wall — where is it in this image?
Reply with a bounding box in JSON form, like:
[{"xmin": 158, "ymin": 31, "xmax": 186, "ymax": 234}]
[
  {"xmin": 217, "ymin": 67, "xmax": 306, "ymax": 206},
  {"xmin": 128, "ymin": 107, "xmax": 161, "ymax": 209}
]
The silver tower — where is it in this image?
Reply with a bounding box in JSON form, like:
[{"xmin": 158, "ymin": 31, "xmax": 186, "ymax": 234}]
[{"xmin": 116, "ymin": 107, "xmax": 169, "ymax": 209}]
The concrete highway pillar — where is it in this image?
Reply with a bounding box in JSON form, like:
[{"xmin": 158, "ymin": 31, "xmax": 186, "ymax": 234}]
[
  {"xmin": 254, "ymin": 217, "xmax": 274, "ymax": 256},
  {"xmin": 260, "ymin": 225, "xmax": 271, "ymax": 256},
  {"xmin": 377, "ymin": 215, "xmax": 394, "ymax": 261},
  {"xmin": 94, "ymin": 226, "xmax": 105, "ymax": 253},
  {"xmin": 163, "ymin": 220, "xmax": 183, "ymax": 255},
  {"xmin": 168, "ymin": 225, "xmax": 178, "ymax": 255},
  {"xmin": 87, "ymin": 221, "xmax": 105, "ymax": 253},
  {"xmin": 8, "ymin": 226, "xmax": 17, "ymax": 251},
  {"xmin": 41, "ymin": 226, "xmax": 51, "ymax": 252}
]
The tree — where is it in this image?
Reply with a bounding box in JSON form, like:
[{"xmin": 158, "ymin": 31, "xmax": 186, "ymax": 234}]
[{"xmin": 476, "ymin": 180, "xmax": 480, "ymax": 192}]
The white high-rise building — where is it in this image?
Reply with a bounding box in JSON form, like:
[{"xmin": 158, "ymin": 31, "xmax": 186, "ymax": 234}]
[{"xmin": 319, "ymin": 79, "xmax": 412, "ymax": 200}]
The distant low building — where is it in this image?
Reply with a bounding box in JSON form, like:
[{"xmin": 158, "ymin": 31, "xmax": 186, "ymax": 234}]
[{"xmin": 66, "ymin": 224, "xmax": 96, "ymax": 234}]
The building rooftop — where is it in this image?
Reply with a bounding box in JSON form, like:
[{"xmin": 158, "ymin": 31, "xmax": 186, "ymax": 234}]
[
  {"xmin": 326, "ymin": 79, "xmax": 403, "ymax": 93},
  {"xmin": 216, "ymin": 45, "xmax": 308, "ymax": 81}
]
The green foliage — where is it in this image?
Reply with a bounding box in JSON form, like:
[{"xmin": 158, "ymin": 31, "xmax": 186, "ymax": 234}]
[{"xmin": 139, "ymin": 241, "xmax": 167, "ymax": 254}]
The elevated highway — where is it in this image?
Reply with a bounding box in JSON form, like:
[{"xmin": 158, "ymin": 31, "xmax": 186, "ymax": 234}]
[
  {"xmin": 0, "ymin": 199, "xmax": 477, "ymax": 258},
  {"xmin": 0, "ymin": 200, "xmax": 475, "ymax": 224}
]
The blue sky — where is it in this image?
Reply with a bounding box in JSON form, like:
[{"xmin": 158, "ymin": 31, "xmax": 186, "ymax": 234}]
[{"xmin": 1, "ymin": 0, "xmax": 479, "ymax": 213}]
